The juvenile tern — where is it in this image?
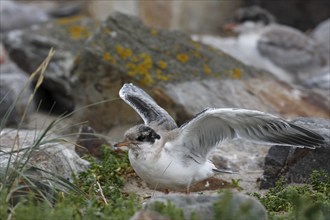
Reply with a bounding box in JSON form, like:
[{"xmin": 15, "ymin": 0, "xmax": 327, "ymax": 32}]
[
  {"xmin": 226, "ymin": 6, "xmax": 328, "ymax": 82},
  {"xmin": 115, "ymin": 83, "xmax": 325, "ymax": 192}
]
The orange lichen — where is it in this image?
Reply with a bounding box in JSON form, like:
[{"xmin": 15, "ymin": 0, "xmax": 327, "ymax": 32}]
[
  {"xmin": 203, "ymin": 64, "xmax": 212, "ymax": 75},
  {"xmin": 158, "ymin": 60, "xmax": 168, "ymax": 69},
  {"xmin": 103, "ymin": 27, "xmax": 112, "ymax": 34},
  {"xmin": 176, "ymin": 53, "xmax": 189, "ymax": 63},
  {"xmin": 150, "ymin": 28, "xmax": 158, "ymax": 36},
  {"xmin": 68, "ymin": 26, "xmax": 91, "ymax": 40},
  {"xmin": 103, "ymin": 52, "xmax": 116, "ymax": 64},
  {"xmin": 231, "ymin": 68, "xmax": 242, "ymax": 79},
  {"xmin": 192, "ymin": 50, "xmax": 201, "ymax": 58},
  {"xmin": 116, "ymin": 45, "xmax": 132, "ymax": 59},
  {"xmin": 156, "ymin": 69, "xmax": 170, "ymax": 81},
  {"xmin": 192, "ymin": 42, "xmax": 202, "ymax": 49},
  {"xmin": 56, "ymin": 16, "xmax": 84, "ymax": 25},
  {"xmin": 126, "ymin": 53, "xmax": 154, "ymax": 85}
]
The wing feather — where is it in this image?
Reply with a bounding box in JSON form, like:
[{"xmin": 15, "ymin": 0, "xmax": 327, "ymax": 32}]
[
  {"xmin": 119, "ymin": 83, "xmax": 177, "ymax": 130},
  {"xmin": 167, "ymin": 108, "xmax": 325, "ymax": 163}
]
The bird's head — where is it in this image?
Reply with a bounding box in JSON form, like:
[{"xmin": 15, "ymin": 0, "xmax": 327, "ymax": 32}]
[
  {"xmin": 115, "ymin": 124, "xmax": 161, "ymax": 149},
  {"xmin": 226, "ymin": 6, "xmax": 276, "ymax": 33}
]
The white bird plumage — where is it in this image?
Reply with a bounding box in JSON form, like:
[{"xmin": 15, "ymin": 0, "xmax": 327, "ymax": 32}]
[
  {"xmin": 115, "ymin": 83, "xmax": 325, "ymax": 191},
  {"xmin": 206, "ymin": 6, "xmax": 329, "ymax": 83}
]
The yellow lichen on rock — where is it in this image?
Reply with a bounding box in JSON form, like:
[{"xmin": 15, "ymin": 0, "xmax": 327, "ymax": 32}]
[
  {"xmin": 192, "ymin": 50, "xmax": 201, "ymax": 58},
  {"xmin": 150, "ymin": 28, "xmax": 158, "ymax": 36},
  {"xmin": 156, "ymin": 69, "xmax": 170, "ymax": 81},
  {"xmin": 126, "ymin": 53, "xmax": 154, "ymax": 85},
  {"xmin": 56, "ymin": 16, "xmax": 84, "ymax": 25},
  {"xmin": 68, "ymin": 26, "xmax": 91, "ymax": 40},
  {"xmin": 231, "ymin": 68, "xmax": 242, "ymax": 79},
  {"xmin": 103, "ymin": 52, "xmax": 117, "ymax": 64},
  {"xmin": 203, "ymin": 64, "xmax": 212, "ymax": 75},
  {"xmin": 158, "ymin": 60, "xmax": 168, "ymax": 69},
  {"xmin": 116, "ymin": 45, "xmax": 132, "ymax": 59},
  {"xmin": 176, "ymin": 53, "xmax": 189, "ymax": 63}
]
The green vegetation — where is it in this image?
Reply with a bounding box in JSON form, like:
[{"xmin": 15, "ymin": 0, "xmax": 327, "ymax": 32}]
[
  {"xmin": 0, "ymin": 146, "xmax": 140, "ymax": 220},
  {"xmin": 251, "ymin": 170, "xmax": 330, "ymax": 220},
  {"xmin": 150, "ymin": 201, "xmax": 186, "ymax": 219}
]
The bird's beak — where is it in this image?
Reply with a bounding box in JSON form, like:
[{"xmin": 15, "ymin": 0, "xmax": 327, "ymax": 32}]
[
  {"xmin": 114, "ymin": 140, "xmax": 135, "ymax": 148},
  {"xmin": 224, "ymin": 22, "xmax": 236, "ymax": 31}
]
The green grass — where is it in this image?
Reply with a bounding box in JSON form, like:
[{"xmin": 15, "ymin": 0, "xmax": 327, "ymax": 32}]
[{"xmin": 0, "ymin": 147, "xmax": 140, "ymax": 220}]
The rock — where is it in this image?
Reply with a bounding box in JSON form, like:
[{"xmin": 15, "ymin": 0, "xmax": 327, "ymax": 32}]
[
  {"xmin": 0, "ymin": 1, "xmax": 83, "ymax": 32},
  {"xmin": 130, "ymin": 210, "xmax": 169, "ymax": 220},
  {"xmin": 69, "ymin": 12, "xmax": 329, "ymax": 131},
  {"xmin": 260, "ymin": 117, "xmax": 330, "ymax": 189},
  {"xmin": 75, "ymin": 125, "xmax": 112, "ymax": 159},
  {"xmin": 0, "ymin": 64, "xmax": 35, "ymax": 126},
  {"xmin": 0, "ymin": 129, "xmax": 89, "ymax": 190},
  {"xmin": 302, "ymin": 71, "xmax": 330, "ymax": 91},
  {"xmin": 142, "ymin": 193, "xmax": 267, "ymax": 220},
  {"xmin": 3, "ymin": 17, "xmax": 98, "ymax": 114},
  {"xmin": 312, "ymin": 18, "xmax": 330, "ymax": 52}
]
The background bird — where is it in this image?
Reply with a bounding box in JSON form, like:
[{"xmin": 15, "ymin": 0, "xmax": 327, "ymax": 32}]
[{"xmin": 226, "ymin": 6, "xmax": 329, "ymax": 83}]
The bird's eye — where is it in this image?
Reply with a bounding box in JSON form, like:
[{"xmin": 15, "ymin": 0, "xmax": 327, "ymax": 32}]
[{"xmin": 136, "ymin": 135, "xmax": 145, "ymax": 141}]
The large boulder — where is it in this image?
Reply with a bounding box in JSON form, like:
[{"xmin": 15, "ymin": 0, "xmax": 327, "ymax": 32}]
[
  {"xmin": 68, "ymin": 13, "xmax": 329, "ymax": 131},
  {"xmin": 141, "ymin": 193, "xmax": 267, "ymax": 220},
  {"xmin": 3, "ymin": 17, "xmax": 98, "ymax": 114},
  {"xmin": 0, "ymin": 129, "xmax": 89, "ymax": 190},
  {"xmin": 0, "ymin": 63, "xmax": 35, "ymax": 126},
  {"xmin": 260, "ymin": 117, "xmax": 330, "ymax": 189}
]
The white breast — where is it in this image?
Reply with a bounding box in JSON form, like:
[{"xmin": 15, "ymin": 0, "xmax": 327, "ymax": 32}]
[
  {"xmin": 237, "ymin": 32, "xmax": 293, "ymax": 82},
  {"xmin": 128, "ymin": 144, "xmax": 214, "ymax": 190}
]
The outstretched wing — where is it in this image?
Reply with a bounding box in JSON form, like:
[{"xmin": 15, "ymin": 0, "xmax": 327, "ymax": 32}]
[
  {"xmin": 167, "ymin": 108, "xmax": 325, "ymax": 163},
  {"xmin": 119, "ymin": 83, "xmax": 177, "ymax": 130}
]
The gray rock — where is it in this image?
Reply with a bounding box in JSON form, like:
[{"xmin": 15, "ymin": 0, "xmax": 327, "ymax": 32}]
[
  {"xmin": 69, "ymin": 12, "xmax": 328, "ymax": 131},
  {"xmin": 0, "ymin": 1, "xmax": 83, "ymax": 32},
  {"xmin": 0, "ymin": 64, "xmax": 35, "ymax": 126},
  {"xmin": 260, "ymin": 117, "xmax": 330, "ymax": 189},
  {"xmin": 0, "ymin": 129, "xmax": 89, "ymax": 190},
  {"xmin": 3, "ymin": 17, "xmax": 98, "ymax": 114},
  {"xmin": 75, "ymin": 125, "xmax": 112, "ymax": 159},
  {"xmin": 130, "ymin": 210, "xmax": 169, "ymax": 220},
  {"xmin": 143, "ymin": 193, "xmax": 267, "ymax": 220}
]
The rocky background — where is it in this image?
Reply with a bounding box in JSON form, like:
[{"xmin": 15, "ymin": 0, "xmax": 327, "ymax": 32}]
[{"xmin": 1, "ymin": 1, "xmax": 329, "ymax": 219}]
